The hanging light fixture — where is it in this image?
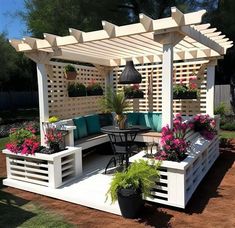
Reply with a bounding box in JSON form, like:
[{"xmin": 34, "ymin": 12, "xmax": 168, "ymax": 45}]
[{"xmin": 118, "ymin": 60, "xmax": 142, "ymax": 84}]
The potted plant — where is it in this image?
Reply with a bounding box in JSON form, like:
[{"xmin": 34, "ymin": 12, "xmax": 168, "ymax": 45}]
[
  {"xmin": 64, "ymin": 64, "xmax": 77, "ymax": 80},
  {"xmin": 44, "ymin": 127, "xmax": 64, "ymax": 153},
  {"xmin": 87, "ymin": 80, "xmax": 103, "ymax": 96},
  {"xmin": 173, "ymin": 77, "xmax": 198, "ymax": 99},
  {"xmin": 106, "ymin": 159, "xmax": 161, "ymax": 218},
  {"xmin": 191, "ymin": 114, "xmax": 217, "ymax": 140},
  {"xmin": 124, "ymin": 84, "xmax": 144, "ymax": 99},
  {"xmin": 155, "ymin": 114, "xmax": 192, "ymax": 162},
  {"xmin": 67, "ymin": 82, "xmax": 86, "ymax": 97},
  {"xmin": 100, "ymin": 87, "xmax": 129, "ymax": 129}
]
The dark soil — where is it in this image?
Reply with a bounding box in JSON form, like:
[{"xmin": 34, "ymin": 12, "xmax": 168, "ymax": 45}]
[{"xmin": 1, "ymin": 142, "xmax": 235, "ymax": 227}]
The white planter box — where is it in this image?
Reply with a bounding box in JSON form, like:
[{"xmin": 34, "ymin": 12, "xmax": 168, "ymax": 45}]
[
  {"xmin": 3, "ymin": 146, "xmax": 82, "ymax": 188},
  {"xmin": 129, "ymin": 135, "xmax": 220, "ymax": 208}
]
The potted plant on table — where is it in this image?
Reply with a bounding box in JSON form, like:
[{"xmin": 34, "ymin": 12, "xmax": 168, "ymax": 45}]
[
  {"xmin": 87, "ymin": 80, "xmax": 103, "ymax": 96},
  {"xmin": 64, "ymin": 64, "xmax": 77, "ymax": 80},
  {"xmin": 106, "ymin": 159, "xmax": 161, "ymax": 219},
  {"xmin": 100, "ymin": 88, "xmax": 129, "ymax": 129},
  {"xmin": 124, "ymin": 84, "xmax": 144, "ymax": 99}
]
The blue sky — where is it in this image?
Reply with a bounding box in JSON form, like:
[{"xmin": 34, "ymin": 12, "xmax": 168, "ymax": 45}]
[{"xmin": 0, "ymin": 0, "xmax": 28, "ymax": 39}]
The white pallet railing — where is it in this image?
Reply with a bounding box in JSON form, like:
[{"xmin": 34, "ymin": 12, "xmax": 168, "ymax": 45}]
[{"xmin": 3, "ymin": 147, "xmax": 82, "ymax": 188}]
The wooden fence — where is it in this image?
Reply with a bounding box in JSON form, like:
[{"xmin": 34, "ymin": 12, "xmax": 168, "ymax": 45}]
[
  {"xmin": 214, "ymin": 84, "xmax": 231, "ymax": 109},
  {"xmin": 0, "ymin": 91, "xmax": 38, "ymax": 111}
]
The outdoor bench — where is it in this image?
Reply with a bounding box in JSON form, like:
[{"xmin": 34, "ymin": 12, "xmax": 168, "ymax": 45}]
[{"xmin": 55, "ymin": 112, "xmax": 162, "ymax": 151}]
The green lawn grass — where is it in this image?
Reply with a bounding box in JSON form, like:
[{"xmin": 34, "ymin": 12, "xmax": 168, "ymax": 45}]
[
  {"xmin": 219, "ymin": 130, "xmax": 235, "ymax": 139},
  {"xmin": 0, "ymin": 193, "xmax": 74, "ymax": 228},
  {"xmin": 0, "ymin": 137, "xmax": 9, "ymax": 150}
]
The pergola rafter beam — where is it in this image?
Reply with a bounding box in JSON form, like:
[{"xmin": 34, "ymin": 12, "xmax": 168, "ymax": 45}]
[{"xmin": 180, "ymin": 25, "xmax": 225, "ymax": 55}]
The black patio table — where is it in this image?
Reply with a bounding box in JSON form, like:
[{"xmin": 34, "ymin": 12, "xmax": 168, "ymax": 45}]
[{"xmin": 101, "ymin": 125, "xmax": 151, "ymax": 169}]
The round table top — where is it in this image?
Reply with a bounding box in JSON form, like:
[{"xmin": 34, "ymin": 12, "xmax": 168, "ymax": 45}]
[{"xmin": 101, "ymin": 125, "xmax": 151, "ymax": 134}]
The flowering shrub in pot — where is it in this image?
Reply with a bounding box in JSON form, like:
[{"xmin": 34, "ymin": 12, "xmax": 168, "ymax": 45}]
[
  {"xmin": 6, "ymin": 126, "xmax": 39, "ymax": 155},
  {"xmin": 191, "ymin": 114, "xmax": 217, "ymax": 140},
  {"xmin": 173, "ymin": 77, "xmax": 198, "ymax": 99},
  {"xmin": 124, "ymin": 84, "xmax": 144, "ymax": 99},
  {"xmin": 155, "ymin": 114, "xmax": 192, "ymax": 162},
  {"xmin": 44, "ymin": 127, "xmax": 64, "ymax": 153}
]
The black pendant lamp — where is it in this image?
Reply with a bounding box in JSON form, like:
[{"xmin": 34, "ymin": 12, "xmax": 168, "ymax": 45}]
[{"xmin": 118, "ymin": 60, "xmax": 142, "ymax": 84}]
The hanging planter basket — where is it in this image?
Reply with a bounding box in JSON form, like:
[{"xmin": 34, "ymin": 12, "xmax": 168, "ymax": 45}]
[
  {"xmin": 125, "ymin": 91, "xmax": 144, "ymax": 99},
  {"xmin": 173, "ymin": 91, "xmax": 197, "ymax": 100},
  {"xmin": 65, "ymin": 71, "xmax": 77, "ymax": 80}
]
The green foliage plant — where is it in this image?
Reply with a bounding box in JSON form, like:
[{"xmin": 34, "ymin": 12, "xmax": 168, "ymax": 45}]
[
  {"xmin": 67, "ymin": 82, "xmax": 86, "ymax": 97},
  {"xmin": 64, "ymin": 64, "xmax": 76, "ymax": 72},
  {"xmin": 49, "ymin": 116, "xmax": 59, "ymax": 123},
  {"xmin": 106, "ymin": 159, "xmax": 161, "ymax": 204},
  {"xmin": 214, "ymin": 102, "xmax": 229, "ymax": 117}
]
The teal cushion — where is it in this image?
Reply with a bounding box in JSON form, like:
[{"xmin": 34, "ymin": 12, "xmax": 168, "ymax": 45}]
[
  {"xmin": 139, "ymin": 112, "xmax": 162, "ymax": 132},
  {"xmin": 127, "ymin": 112, "xmax": 139, "ymax": 126},
  {"xmin": 73, "ymin": 128, "xmax": 79, "ymax": 140},
  {"xmin": 85, "ymin": 114, "xmax": 101, "ymax": 135},
  {"xmin": 139, "ymin": 113, "xmax": 149, "ymax": 127},
  {"xmin": 73, "ymin": 117, "xmax": 88, "ymax": 139}
]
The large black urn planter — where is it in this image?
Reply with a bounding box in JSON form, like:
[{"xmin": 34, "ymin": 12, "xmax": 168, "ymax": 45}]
[{"xmin": 117, "ymin": 188, "xmax": 144, "ymax": 219}]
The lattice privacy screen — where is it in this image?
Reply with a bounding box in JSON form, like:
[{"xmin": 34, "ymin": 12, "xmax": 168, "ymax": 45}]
[
  {"xmin": 113, "ymin": 60, "xmax": 208, "ymax": 116},
  {"xmin": 47, "ymin": 62, "xmax": 105, "ymax": 119},
  {"xmin": 47, "ymin": 60, "xmax": 208, "ymax": 119}
]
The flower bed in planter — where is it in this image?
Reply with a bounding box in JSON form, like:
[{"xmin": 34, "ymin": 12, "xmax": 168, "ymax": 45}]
[
  {"xmin": 129, "ymin": 133, "xmax": 220, "ymax": 208},
  {"xmin": 3, "ymin": 147, "xmax": 82, "ymax": 188}
]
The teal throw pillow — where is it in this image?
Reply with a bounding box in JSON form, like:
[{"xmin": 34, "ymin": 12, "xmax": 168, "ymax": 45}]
[
  {"xmin": 85, "ymin": 114, "xmax": 101, "ymax": 135},
  {"xmin": 73, "ymin": 117, "xmax": 88, "ymax": 139}
]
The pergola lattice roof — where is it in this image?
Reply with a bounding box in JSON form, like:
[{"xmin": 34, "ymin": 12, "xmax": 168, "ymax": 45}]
[{"xmin": 10, "ymin": 7, "xmax": 233, "ymax": 66}]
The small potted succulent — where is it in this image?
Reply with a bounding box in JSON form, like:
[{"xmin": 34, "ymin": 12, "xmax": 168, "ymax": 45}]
[
  {"xmin": 67, "ymin": 82, "xmax": 86, "ymax": 97},
  {"xmin": 106, "ymin": 159, "xmax": 161, "ymax": 219},
  {"xmin": 64, "ymin": 64, "xmax": 77, "ymax": 80},
  {"xmin": 124, "ymin": 84, "xmax": 144, "ymax": 99},
  {"xmin": 86, "ymin": 80, "xmax": 103, "ymax": 96},
  {"xmin": 173, "ymin": 77, "xmax": 198, "ymax": 99}
]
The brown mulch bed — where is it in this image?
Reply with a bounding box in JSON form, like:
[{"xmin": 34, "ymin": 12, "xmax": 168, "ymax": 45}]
[{"xmin": 1, "ymin": 142, "xmax": 235, "ymax": 228}]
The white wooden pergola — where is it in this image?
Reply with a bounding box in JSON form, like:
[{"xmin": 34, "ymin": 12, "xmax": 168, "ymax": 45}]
[{"xmin": 10, "ymin": 7, "xmax": 233, "ymax": 133}]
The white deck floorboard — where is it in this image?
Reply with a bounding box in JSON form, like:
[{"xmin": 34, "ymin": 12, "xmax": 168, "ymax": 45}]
[{"xmin": 3, "ymin": 154, "xmax": 121, "ymax": 215}]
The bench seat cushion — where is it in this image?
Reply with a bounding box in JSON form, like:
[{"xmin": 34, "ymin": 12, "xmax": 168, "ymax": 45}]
[
  {"xmin": 73, "ymin": 116, "xmax": 88, "ymax": 139},
  {"xmin": 85, "ymin": 114, "xmax": 101, "ymax": 135}
]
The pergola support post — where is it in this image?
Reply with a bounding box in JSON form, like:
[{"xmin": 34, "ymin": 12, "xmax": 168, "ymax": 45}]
[
  {"xmin": 206, "ymin": 60, "xmax": 217, "ymax": 116},
  {"xmin": 37, "ymin": 63, "xmax": 49, "ymax": 145},
  {"xmin": 162, "ymin": 44, "xmax": 174, "ymax": 128}
]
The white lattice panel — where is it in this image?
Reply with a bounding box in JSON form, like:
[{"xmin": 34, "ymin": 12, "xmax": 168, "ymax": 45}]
[
  {"xmin": 47, "ymin": 62, "xmax": 105, "ymax": 119},
  {"xmin": 113, "ymin": 60, "xmax": 208, "ymax": 116}
]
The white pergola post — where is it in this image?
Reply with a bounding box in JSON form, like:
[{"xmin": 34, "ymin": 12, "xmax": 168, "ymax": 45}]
[
  {"xmin": 162, "ymin": 44, "xmax": 174, "ymax": 128},
  {"xmin": 37, "ymin": 63, "xmax": 49, "ymax": 145},
  {"xmin": 206, "ymin": 60, "xmax": 217, "ymax": 116}
]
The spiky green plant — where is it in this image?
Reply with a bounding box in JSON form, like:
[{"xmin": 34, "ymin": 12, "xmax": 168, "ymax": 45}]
[
  {"xmin": 100, "ymin": 87, "xmax": 130, "ymax": 114},
  {"xmin": 106, "ymin": 159, "xmax": 161, "ymax": 203}
]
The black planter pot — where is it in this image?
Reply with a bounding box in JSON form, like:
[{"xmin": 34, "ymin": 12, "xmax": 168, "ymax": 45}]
[
  {"xmin": 125, "ymin": 92, "xmax": 144, "ymax": 99},
  {"xmin": 117, "ymin": 188, "xmax": 144, "ymax": 219},
  {"xmin": 87, "ymin": 88, "xmax": 103, "ymax": 96},
  {"xmin": 173, "ymin": 91, "xmax": 197, "ymax": 99}
]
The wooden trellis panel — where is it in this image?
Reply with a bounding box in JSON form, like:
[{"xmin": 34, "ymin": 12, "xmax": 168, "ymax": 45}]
[
  {"xmin": 113, "ymin": 60, "xmax": 208, "ymax": 116},
  {"xmin": 47, "ymin": 62, "xmax": 105, "ymax": 119}
]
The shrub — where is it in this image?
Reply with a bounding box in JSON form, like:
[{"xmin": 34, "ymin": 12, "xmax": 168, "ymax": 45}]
[
  {"xmin": 106, "ymin": 159, "xmax": 161, "ymax": 203},
  {"xmin": 220, "ymin": 122, "xmax": 235, "ymax": 131},
  {"xmin": 214, "ymin": 102, "xmax": 228, "ymax": 117}
]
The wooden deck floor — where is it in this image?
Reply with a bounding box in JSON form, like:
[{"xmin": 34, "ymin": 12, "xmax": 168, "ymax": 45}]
[{"xmin": 3, "ymin": 154, "xmax": 122, "ymax": 215}]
